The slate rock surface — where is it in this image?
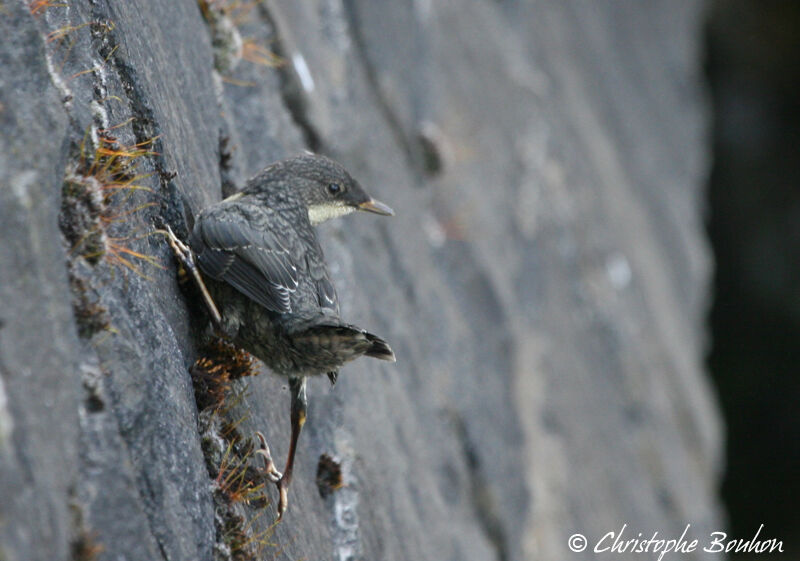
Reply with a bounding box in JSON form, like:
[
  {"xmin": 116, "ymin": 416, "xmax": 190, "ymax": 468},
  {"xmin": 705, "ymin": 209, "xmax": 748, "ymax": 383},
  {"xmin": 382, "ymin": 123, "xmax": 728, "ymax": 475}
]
[{"xmin": 0, "ymin": 1, "xmax": 721, "ymax": 560}]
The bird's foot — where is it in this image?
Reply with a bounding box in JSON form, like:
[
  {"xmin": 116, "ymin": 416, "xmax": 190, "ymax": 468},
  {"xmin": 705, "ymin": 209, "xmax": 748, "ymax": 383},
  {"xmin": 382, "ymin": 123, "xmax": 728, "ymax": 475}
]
[
  {"xmin": 159, "ymin": 225, "xmax": 223, "ymax": 327},
  {"xmin": 254, "ymin": 431, "xmax": 291, "ymax": 520},
  {"xmin": 161, "ymin": 224, "xmax": 193, "ymax": 268},
  {"xmin": 254, "ymin": 431, "xmax": 282, "ymax": 483}
]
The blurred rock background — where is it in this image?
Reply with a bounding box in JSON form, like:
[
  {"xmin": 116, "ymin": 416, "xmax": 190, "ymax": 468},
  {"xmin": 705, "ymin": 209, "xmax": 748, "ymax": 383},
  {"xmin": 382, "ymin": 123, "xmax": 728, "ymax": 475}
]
[{"xmin": 0, "ymin": 0, "xmax": 790, "ymax": 559}]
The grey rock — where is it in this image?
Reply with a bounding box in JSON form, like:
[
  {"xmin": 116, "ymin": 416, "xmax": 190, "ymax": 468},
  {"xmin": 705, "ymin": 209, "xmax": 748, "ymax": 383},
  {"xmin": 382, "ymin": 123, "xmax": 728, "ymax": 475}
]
[
  {"xmin": 0, "ymin": 1, "xmax": 721, "ymax": 560},
  {"xmin": 0, "ymin": 5, "xmax": 78, "ymax": 561}
]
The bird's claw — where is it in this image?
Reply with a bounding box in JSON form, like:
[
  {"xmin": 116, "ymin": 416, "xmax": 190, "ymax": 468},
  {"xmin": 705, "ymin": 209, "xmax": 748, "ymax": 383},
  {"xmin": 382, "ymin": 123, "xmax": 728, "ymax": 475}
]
[
  {"xmin": 162, "ymin": 224, "xmax": 194, "ymax": 266},
  {"xmin": 276, "ymin": 477, "xmax": 289, "ymax": 521},
  {"xmin": 254, "ymin": 431, "xmax": 282, "ymax": 483},
  {"xmin": 255, "ymin": 431, "xmax": 290, "ymax": 520}
]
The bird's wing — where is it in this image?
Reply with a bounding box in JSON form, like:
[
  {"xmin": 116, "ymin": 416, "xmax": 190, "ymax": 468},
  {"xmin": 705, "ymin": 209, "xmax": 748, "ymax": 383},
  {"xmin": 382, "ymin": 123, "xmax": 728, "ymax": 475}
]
[
  {"xmin": 191, "ymin": 204, "xmax": 300, "ymax": 313},
  {"xmin": 314, "ymin": 273, "xmax": 338, "ymax": 312},
  {"xmin": 300, "ymin": 233, "xmax": 339, "ymax": 313}
]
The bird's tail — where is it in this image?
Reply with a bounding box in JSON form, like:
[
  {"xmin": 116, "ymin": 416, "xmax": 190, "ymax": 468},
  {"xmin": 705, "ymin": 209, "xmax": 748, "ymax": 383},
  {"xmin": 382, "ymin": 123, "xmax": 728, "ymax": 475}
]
[
  {"xmin": 362, "ymin": 331, "xmax": 396, "ymax": 362},
  {"xmin": 289, "ymin": 323, "xmax": 396, "ymax": 364}
]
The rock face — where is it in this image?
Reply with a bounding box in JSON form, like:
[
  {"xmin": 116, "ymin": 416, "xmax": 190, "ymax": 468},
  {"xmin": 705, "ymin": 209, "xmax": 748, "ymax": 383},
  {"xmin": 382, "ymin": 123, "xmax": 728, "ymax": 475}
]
[{"xmin": 0, "ymin": 1, "xmax": 721, "ymax": 560}]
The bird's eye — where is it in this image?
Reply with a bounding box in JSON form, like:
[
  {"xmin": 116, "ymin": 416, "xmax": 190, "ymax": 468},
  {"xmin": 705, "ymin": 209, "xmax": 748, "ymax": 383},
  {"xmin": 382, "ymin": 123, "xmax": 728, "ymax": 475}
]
[{"xmin": 327, "ymin": 183, "xmax": 342, "ymax": 195}]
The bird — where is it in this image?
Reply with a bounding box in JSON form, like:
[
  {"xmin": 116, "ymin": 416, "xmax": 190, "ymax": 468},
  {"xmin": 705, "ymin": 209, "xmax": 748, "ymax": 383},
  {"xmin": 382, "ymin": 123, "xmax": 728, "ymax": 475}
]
[{"xmin": 164, "ymin": 153, "xmax": 396, "ymax": 519}]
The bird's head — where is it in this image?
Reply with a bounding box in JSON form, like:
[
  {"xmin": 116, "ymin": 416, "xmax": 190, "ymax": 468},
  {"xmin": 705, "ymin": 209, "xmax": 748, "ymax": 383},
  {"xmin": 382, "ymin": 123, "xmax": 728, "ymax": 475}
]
[{"xmin": 247, "ymin": 154, "xmax": 394, "ymax": 225}]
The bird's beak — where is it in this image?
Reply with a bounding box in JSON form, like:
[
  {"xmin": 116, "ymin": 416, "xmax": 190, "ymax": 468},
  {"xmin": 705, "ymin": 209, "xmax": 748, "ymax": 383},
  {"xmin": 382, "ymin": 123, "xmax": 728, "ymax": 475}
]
[{"xmin": 358, "ymin": 198, "xmax": 395, "ymax": 216}]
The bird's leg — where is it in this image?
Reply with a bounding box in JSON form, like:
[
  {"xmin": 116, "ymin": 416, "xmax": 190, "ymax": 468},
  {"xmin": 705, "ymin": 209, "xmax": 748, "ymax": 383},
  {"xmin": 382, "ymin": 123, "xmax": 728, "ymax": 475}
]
[
  {"xmin": 159, "ymin": 225, "xmax": 223, "ymax": 329},
  {"xmin": 276, "ymin": 376, "xmax": 307, "ymax": 520}
]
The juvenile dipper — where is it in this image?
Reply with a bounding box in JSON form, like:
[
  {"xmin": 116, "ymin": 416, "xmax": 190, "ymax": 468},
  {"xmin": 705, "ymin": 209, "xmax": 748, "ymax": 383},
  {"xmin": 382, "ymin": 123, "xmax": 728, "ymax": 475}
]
[{"xmin": 167, "ymin": 154, "xmax": 395, "ymax": 518}]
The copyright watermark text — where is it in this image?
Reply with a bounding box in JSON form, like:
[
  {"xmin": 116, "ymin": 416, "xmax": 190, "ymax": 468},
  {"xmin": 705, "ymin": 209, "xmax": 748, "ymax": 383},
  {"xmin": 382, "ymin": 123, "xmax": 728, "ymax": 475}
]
[{"xmin": 568, "ymin": 524, "xmax": 783, "ymax": 559}]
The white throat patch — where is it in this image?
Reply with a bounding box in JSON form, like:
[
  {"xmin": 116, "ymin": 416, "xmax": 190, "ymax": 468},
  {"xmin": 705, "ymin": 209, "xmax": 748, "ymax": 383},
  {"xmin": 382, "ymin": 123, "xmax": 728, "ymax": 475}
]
[{"xmin": 307, "ymin": 202, "xmax": 355, "ymax": 225}]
